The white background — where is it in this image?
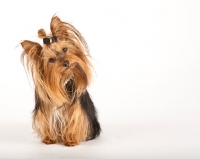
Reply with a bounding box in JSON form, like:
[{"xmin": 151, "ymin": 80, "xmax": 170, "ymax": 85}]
[{"xmin": 0, "ymin": 0, "xmax": 200, "ymax": 158}]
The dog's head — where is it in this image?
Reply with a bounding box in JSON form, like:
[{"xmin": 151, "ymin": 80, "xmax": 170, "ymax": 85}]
[{"xmin": 21, "ymin": 16, "xmax": 92, "ymax": 106}]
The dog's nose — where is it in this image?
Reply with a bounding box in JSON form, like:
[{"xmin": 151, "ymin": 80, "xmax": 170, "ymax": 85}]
[{"xmin": 63, "ymin": 60, "xmax": 70, "ymax": 68}]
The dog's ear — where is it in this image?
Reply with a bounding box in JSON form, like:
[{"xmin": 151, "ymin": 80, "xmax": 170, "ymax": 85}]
[
  {"xmin": 50, "ymin": 16, "xmax": 89, "ymax": 54},
  {"xmin": 21, "ymin": 40, "xmax": 42, "ymax": 61},
  {"xmin": 50, "ymin": 16, "xmax": 68, "ymax": 39},
  {"xmin": 21, "ymin": 40, "xmax": 42, "ymax": 54}
]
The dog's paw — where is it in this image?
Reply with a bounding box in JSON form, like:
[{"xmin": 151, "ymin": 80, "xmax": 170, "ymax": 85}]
[
  {"xmin": 42, "ymin": 137, "xmax": 56, "ymax": 145},
  {"xmin": 64, "ymin": 141, "xmax": 79, "ymax": 146}
]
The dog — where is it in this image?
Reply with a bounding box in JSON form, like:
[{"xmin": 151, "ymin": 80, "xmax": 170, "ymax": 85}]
[{"xmin": 20, "ymin": 16, "xmax": 101, "ymax": 146}]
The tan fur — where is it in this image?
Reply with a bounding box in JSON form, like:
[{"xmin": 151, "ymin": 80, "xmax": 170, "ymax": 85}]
[
  {"xmin": 33, "ymin": 102, "xmax": 89, "ymax": 146},
  {"xmin": 21, "ymin": 16, "xmax": 93, "ymax": 146}
]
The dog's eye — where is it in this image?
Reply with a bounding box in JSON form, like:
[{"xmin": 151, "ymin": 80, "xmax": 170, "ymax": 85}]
[
  {"xmin": 63, "ymin": 48, "xmax": 68, "ymax": 53},
  {"xmin": 49, "ymin": 58, "xmax": 56, "ymax": 63}
]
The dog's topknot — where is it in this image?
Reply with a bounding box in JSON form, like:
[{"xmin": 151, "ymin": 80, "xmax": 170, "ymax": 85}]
[
  {"xmin": 37, "ymin": 16, "xmax": 68, "ymax": 39},
  {"xmin": 38, "ymin": 29, "xmax": 47, "ymax": 38}
]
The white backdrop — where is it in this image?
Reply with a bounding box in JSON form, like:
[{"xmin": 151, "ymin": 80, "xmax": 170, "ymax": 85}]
[{"xmin": 0, "ymin": 0, "xmax": 200, "ymax": 159}]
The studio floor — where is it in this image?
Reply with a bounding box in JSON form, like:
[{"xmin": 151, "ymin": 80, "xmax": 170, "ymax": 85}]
[{"xmin": 0, "ymin": 120, "xmax": 199, "ymax": 159}]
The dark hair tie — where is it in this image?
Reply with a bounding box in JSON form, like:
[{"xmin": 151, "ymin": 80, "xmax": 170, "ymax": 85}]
[{"xmin": 43, "ymin": 36, "xmax": 57, "ymax": 44}]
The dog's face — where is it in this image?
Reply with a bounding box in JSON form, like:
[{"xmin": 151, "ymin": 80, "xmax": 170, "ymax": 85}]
[{"xmin": 21, "ymin": 16, "xmax": 92, "ymax": 106}]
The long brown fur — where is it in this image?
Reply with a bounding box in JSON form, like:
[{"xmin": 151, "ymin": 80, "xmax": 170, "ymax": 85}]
[{"xmin": 20, "ymin": 16, "xmax": 99, "ymax": 146}]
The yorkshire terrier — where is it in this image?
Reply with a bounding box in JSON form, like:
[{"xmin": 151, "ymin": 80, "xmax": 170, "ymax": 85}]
[{"xmin": 20, "ymin": 16, "xmax": 101, "ymax": 146}]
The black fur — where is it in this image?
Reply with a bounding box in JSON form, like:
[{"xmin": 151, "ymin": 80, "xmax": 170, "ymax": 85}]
[
  {"xmin": 33, "ymin": 91, "xmax": 50, "ymax": 117},
  {"xmin": 66, "ymin": 80, "xmax": 101, "ymax": 139},
  {"xmin": 34, "ymin": 81, "xmax": 101, "ymax": 140},
  {"xmin": 80, "ymin": 91, "xmax": 101, "ymax": 140}
]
